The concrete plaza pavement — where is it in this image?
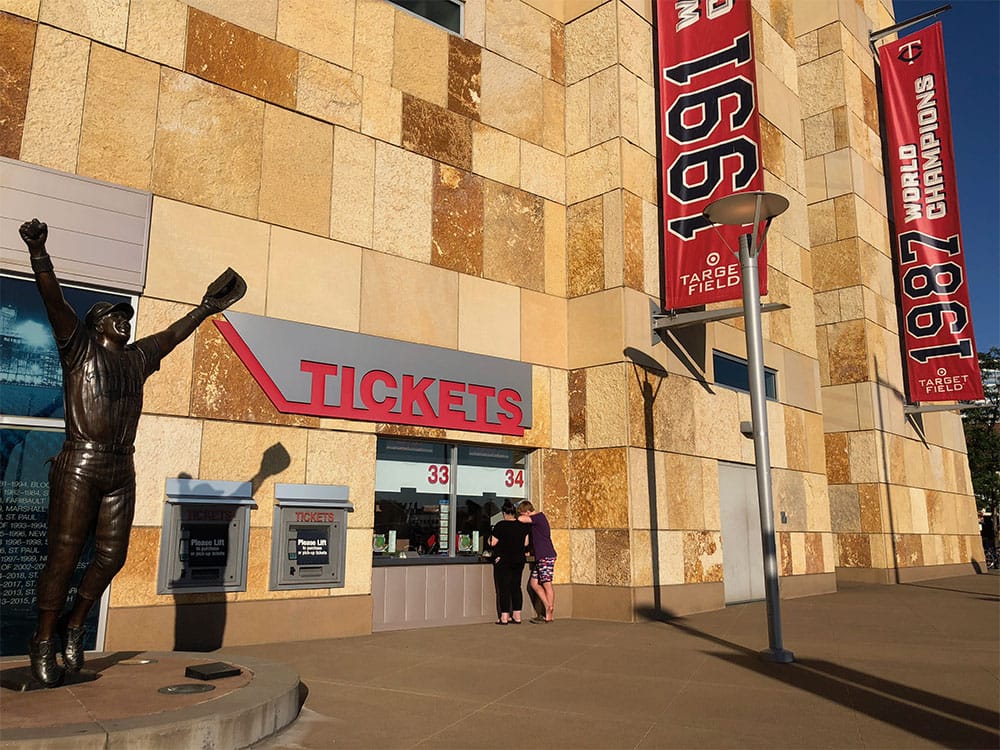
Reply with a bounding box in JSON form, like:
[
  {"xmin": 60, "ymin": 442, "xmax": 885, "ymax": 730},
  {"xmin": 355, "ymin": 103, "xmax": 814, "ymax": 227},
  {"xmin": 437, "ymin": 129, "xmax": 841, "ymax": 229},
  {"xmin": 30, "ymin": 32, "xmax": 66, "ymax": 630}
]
[{"xmin": 226, "ymin": 572, "xmax": 1000, "ymax": 749}]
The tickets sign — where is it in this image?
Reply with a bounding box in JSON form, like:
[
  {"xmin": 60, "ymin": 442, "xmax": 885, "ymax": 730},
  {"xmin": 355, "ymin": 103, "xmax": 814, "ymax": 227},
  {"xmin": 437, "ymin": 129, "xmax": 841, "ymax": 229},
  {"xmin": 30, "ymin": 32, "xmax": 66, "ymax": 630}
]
[
  {"xmin": 216, "ymin": 312, "xmax": 533, "ymax": 435},
  {"xmin": 657, "ymin": 0, "xmax": 764, "ymax": 308},
  {"xmin": 879, "ymin": 23, "xmax": 983, "ymax": 402}
]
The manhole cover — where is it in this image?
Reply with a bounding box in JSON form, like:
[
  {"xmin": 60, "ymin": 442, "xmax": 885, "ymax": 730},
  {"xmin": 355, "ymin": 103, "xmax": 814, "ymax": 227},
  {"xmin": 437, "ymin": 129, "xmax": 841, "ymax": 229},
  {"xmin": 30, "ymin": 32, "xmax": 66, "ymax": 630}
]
[
  {"xmin": 158, "ymin": 683, "xmax": 216, "ymax": 695},
  {"xmin": 119, "ymin": 658, "xmax": 158, "ymax": 666}
]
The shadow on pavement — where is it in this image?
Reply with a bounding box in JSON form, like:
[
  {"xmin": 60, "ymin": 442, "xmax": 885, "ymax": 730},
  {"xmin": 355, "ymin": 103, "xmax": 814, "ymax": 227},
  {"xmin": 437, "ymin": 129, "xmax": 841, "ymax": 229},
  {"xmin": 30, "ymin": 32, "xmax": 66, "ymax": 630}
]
[{"xmin": 640, "ymin": 609, "xmax": 1000, "ymax": 749}]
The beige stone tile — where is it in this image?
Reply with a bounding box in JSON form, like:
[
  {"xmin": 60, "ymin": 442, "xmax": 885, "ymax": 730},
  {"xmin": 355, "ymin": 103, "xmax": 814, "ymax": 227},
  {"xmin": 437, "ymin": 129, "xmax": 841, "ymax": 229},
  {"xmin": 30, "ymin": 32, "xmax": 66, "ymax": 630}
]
[
  {"xmin": 297, "ymin": 54, "xmax": 363, "ymax": 129},
  {"xmin": 471, "ymin": 122, "xmax": 520, "ymax": 187},
  {"xmin": 631, "ymin": 529, "xmax": 653, "ymax": 586},
  {"xmin": 353, "ymin": 0, "xmax": 394, "ymax": 83},
  {"xmin": 805, "ymin": 155, "xmax": 827, "ymax": 204},
  {"xmin": 1, "ymin": 0, "xmax": 40, "ymax": 18},
  {"xmin": 392, "ymin": 8, "xmax": 448, "ymax": 107},
  {"xmin": 636, "ymin": 79, "xmax": 656, "ymax": 155},
  {"xmin": 200, "ymin": 421, "xmax": 308, "ymax": 526},
  {"xmin": 617, "ymin": 1, "xmax": 652, "ymax": 82},
  {"xmin": 107, "ymin": 527, "xmax": 160, "ymax": 607},
  {"xmin": 570, "ymin": 528, "xmax": 596, "ymax": 584},
  {"xmin": 153, "ymin": 69, "xmax": 264, "ymax": 218},
  {"xmin": 187, "ymin": 0, "xmax": 277, "ymax": 37},
  {"xmin": 266, "ymin": 226, "xmax": 361, "ymax": 330},
  {"xmin": 259, "ymin": 105, "xmax": 333, "ymax": 235},
  {"xmin": 584, "ymin": 363, "xmax": 628, "ymax": 448},
  {"xmin": 133, "ymin": 415, "xmax": 204, "ymax": 527},
  {"xmin": 145, "ymin": 197, "xmax": 270, "ymax": 313},
  {"xmin": 277, "ymin": 0, "xmax": 353, "ymax": 68},
  {"xmin": 550, "ymin": 528, "xmax": 571, "ymax": 584},
  {"xmin": 457, "ymin": 274, "xmax": 520, "ymax": 359},
  {"xmin": 621, "ymin": 140, "xmax": 656, "ymax": 204},
  {"xmin": 464, "ymin": 0, "xmax": 486, "ymax": 45},
  {"xmin": 544, "ymin": 200, "xmax": 567, "ymax": 298},
  {"xmin": 618, "ymin": 68, "xmax": 638, "ymax": 146},
  {"xmin": 305, "ymin": 430, "xmax": 377, "ymax": 529},
  {"xmin": 361, "ymin": 76, "xmax": 402, "ymax": 145},
  {"xmin": 520, "ymin": 289, "xmax": 568, "ymax": 368},
  {"xmin": 799, "ymin": 53, "xmax": 847, "ymax": 120},
  {"xmin": 628, "ymin": 447, "xmax": 660, "ymax": 530},
  {"xmin": 39, "ymin": 0, "xmax": 127, "ymax": 48},
  {"xmin": 549, "ymin": 368, "xmax": 569, "ymax": 451},
  {"xmin": 567, "ymin": 140, "xmax": 621, "ymax": 204},
  {"xmin": 564, "ymin": 0, "xmax": 616, "ymax": 84},
  {"xmin": 589, "ymin": 65, "xmax": 619, "ymax": 144},
  {"xmin": 664, "ymin": 452, "xmax": 705, "ymax": 531},
  {"xmin": 805, "ymin": 471, "xmax": 831, "ymax": 532},
  {"xmin": 656, "ymin": 530, "xmax": 685, "ymax": 585},
  {"xmin": 480, "ymin": 49, "xmax": 544, "ymax": 143},
  {"xmin": 136, "ymin": 297, "xmax": 196, "ymax": 419},
  {"xmin": 360, "ymin": 249, "xmax": 458, "ymax": 348},
  {"xmin": 126, "ymin": 0, "xmax": 186, "ymax": 67},
  {"xmin": 520, "ymin": 140, "xmax": 565, "ymax": 203},
  {"xmin": 373, "ymin": 142, "xmax": 432, "ymax": 262},
  {"xmin": 339, "ymin": 528, "xmax": 375, "ymax": 595},
  {"xmin": 485, "ymin": 0, "xmax": 551, "ymax": 77},
  {"xmin": 330, "ymin": 127, "xmax": 375, "ymax": 249},
  {"xmin": 565, "ymin": 79, "xmax": 589, "ymax": 155},
  {"xmin": 542, "ymin": 78, "xmax": 565, "ymax": 154},
  {"xmin": 77, "ymin": 45, "xmax": 158, "ymax": 190},
  {"xmin": 755, "ymin": 64, "xmax": 799, "ymax": 144},
  {"xmin": 567, "ymin": 289, "xmax": 625, "ymax": 370},
  {"xmin": 848, "ymin": 430, "xmax": 879, "ymax": 484},
  {"xmin": 19, "ymin": 24, "xmax": 88, "ymax": 172}
]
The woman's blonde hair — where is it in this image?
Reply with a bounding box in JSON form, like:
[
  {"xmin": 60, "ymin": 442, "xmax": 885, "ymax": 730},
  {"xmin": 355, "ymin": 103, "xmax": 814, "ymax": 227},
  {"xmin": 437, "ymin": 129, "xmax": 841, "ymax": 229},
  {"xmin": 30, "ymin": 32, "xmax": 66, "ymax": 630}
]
[{"xmin": 516, "ymin": 501, "xmax": 534, "ymax": 514}]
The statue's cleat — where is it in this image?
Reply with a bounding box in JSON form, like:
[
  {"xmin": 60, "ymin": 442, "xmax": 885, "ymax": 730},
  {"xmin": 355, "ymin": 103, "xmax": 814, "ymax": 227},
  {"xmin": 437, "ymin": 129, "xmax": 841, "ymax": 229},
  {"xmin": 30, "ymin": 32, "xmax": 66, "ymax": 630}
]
[
  {"xmin": 28, "ymin": 637, "xmax": 64, "ymax": 688},
  {"xmin": 61, "ymin": 625, "xmax": 86, "ymax": 673}
]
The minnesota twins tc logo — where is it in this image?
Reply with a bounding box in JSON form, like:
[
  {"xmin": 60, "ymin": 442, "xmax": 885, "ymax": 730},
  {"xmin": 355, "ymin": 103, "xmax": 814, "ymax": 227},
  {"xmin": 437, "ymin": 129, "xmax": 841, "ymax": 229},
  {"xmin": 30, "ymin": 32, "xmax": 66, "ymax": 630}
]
[{"xmin": 898, "ymin": 39, "xmax": 923, "ymax": 63}]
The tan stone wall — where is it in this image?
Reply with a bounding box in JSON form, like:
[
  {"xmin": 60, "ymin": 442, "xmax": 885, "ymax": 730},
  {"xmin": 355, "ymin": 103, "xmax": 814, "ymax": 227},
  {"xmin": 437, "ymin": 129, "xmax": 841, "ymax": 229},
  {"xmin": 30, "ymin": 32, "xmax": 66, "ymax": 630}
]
[
  {"xmin": 2, "ymin": 0, "xmax": 977, "ymax": 640},
  {"xmin": 795, "ymin": 0, "xmax": 981, "ymax": 576}
]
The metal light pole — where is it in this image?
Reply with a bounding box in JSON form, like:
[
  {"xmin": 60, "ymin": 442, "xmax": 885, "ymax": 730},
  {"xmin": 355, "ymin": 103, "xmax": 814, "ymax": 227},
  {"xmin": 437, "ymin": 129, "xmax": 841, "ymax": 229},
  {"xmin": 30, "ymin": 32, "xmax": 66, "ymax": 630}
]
[{"xmin": 703, "ymin": 191, "xmax": 794, "ymax": 664}]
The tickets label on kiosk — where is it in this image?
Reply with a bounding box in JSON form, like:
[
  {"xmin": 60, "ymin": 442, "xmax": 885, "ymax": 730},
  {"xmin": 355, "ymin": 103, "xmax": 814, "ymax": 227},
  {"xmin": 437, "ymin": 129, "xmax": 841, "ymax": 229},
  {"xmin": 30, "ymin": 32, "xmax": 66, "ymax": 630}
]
[
  {"xmin": 157, "ymin": 479, "xmax": 254, "ymax": 594},
  {"xmin": 271, "ymin": 483, "xmax": 352, "ymax": 590}
]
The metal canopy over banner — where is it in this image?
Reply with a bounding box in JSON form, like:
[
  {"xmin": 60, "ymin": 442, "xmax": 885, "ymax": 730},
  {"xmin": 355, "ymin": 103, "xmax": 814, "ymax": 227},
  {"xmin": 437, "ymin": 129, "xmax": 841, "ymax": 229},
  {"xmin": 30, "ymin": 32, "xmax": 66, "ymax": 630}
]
[
  {"xmin": 878, "ymin": 22, "xmax": 984, "ymax": 403},
  {"xmin": 656, "ymin": 0, "xmax": 765, "ymax": 309}
]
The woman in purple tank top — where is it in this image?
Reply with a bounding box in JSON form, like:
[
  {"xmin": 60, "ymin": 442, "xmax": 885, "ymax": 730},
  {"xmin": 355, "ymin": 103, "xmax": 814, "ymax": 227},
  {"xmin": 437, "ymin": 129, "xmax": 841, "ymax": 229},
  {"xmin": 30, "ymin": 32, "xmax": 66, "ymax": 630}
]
[{"xmin": 517, "ymin": 501, "xmax": 557, "ymax": 623}]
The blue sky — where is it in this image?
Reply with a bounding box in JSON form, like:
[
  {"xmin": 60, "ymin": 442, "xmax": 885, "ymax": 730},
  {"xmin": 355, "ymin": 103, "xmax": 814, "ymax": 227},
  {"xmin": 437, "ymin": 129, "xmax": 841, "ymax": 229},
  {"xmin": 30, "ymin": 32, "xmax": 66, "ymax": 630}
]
[{"xmin": 894, "ymin": 0, "xmax": 1000, "ymax": 352}]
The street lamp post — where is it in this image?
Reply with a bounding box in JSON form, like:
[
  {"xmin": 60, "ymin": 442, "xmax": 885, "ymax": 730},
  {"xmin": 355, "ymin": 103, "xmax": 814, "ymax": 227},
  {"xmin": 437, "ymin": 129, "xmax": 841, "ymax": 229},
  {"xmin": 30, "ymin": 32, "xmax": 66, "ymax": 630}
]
[{"xmin": 703, "ymin": 190, "xmax": 794, "ymax": 664}]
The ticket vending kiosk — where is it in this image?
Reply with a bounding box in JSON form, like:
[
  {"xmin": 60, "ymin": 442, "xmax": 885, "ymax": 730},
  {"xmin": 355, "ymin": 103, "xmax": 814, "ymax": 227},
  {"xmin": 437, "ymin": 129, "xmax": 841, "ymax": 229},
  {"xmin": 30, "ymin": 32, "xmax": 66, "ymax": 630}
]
[
  {"xmin": 157, "ymin": 479, "xmax": 254, "ymax": 594},
  {"xmin": 270, "ymin": 483, "xmax": 352, "ymax": 590}
]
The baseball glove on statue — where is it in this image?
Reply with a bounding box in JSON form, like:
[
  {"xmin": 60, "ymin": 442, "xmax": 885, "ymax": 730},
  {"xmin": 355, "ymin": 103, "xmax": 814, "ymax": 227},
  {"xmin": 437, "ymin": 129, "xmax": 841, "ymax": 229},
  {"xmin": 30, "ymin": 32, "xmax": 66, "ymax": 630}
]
[{"xmin": 202, "ymin": 268, "xmax": 247, "ymax": 312}]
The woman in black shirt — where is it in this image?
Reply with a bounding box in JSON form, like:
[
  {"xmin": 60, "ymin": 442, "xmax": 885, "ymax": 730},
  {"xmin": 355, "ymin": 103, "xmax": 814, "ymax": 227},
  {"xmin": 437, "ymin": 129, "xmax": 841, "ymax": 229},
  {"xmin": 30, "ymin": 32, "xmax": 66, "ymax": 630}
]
[{"xmin": 489, "ymin": 501, "xmax": 530, "ymax": 624}]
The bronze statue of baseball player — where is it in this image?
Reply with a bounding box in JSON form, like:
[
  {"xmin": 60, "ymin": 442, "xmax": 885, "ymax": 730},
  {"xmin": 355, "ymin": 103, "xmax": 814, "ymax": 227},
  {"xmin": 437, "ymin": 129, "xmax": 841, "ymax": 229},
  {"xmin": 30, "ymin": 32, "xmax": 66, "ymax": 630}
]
[{"xmin": 19, "ymin": 218, "xmax": 246, "ymax": 687}]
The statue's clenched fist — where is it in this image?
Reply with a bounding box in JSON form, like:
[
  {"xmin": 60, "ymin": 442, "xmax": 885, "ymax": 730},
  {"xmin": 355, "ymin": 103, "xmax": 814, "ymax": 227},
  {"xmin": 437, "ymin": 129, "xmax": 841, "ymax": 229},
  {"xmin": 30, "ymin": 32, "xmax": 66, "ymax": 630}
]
[{"xmin": 19, "ymin": 218, "xmax": 48, "ymax": 256}]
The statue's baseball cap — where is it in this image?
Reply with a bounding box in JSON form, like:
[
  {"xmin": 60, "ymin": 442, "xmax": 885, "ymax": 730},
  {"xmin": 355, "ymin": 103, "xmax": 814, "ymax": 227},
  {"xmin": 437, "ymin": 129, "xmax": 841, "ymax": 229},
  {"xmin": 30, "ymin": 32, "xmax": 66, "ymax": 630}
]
[{"xmin": 85, "ymin": 301, "xmax": 134, "ymax": 328}]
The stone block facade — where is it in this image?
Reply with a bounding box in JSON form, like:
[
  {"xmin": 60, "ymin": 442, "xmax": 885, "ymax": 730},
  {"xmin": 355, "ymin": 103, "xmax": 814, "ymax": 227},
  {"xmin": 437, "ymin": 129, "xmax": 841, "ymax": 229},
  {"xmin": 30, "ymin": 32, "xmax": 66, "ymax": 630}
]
[{"xmin": 0, "ymin": 0, "xmax": 981, "ymax": 648}]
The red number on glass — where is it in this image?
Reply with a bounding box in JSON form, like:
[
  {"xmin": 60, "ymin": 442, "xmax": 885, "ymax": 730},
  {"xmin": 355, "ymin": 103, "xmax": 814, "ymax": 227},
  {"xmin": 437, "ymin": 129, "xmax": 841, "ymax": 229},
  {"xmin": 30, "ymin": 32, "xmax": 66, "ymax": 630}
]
[
  {"xmin": 427, "ymin": 465, "xmax": 449, "ymax": 484},
  {"xmin": 504, "ymin": 469, "xmax": 524, "ymax": 488}
]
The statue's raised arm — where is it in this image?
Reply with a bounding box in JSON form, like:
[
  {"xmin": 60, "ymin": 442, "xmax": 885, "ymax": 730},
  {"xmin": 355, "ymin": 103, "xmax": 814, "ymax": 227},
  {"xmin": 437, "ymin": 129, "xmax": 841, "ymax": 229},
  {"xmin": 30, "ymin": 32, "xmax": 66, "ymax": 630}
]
[{"xmin": 20, "ymin": 218, "xmax": 77, "ymax": 341}]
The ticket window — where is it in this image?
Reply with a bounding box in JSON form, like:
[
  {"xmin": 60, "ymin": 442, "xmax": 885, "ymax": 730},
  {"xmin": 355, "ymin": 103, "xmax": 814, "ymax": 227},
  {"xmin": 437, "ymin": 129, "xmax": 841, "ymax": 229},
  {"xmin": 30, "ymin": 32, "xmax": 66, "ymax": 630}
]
[
  {"xmin": 157, "ymin": 479, "xmax": 254, "ymax": 594},
  {"xmin": 270, "ymin": 483, "xmax": 352, "ymax": 590}
]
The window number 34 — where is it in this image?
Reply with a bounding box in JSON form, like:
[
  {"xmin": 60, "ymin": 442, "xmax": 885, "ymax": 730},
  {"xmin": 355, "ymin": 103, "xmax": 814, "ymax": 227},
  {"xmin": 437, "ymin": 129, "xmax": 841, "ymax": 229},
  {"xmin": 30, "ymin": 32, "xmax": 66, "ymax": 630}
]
[{"xmin": 505, "ymin": 469, "xmax": 524, "ymax": 488}]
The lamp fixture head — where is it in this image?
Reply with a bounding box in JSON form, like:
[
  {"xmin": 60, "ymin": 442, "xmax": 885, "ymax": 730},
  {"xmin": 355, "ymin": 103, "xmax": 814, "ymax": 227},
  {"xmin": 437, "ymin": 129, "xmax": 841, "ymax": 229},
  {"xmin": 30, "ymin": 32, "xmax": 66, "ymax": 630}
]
[{"xmin": 702, "ymin": 191, "xmax": 789, "ymax": 226}]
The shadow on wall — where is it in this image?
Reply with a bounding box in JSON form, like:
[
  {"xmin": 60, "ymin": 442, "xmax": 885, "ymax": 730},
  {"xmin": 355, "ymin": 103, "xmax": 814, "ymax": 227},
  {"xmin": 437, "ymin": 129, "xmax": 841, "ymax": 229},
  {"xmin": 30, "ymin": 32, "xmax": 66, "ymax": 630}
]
[{"xmin": 171, "ymin": 443, "xmax": 291, "ymax": 651}]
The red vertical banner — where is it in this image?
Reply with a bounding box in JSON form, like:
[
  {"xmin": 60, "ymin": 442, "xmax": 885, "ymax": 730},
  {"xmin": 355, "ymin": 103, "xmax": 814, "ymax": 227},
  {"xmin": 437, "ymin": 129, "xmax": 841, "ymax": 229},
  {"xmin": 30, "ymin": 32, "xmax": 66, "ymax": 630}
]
[
  {"xmin": 879, "ymin": 23, "xmax": 983, "ymax": 402},
  {"xmin": 657, "ymin": 0, "xmax": 764, "ymax": 309}
]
